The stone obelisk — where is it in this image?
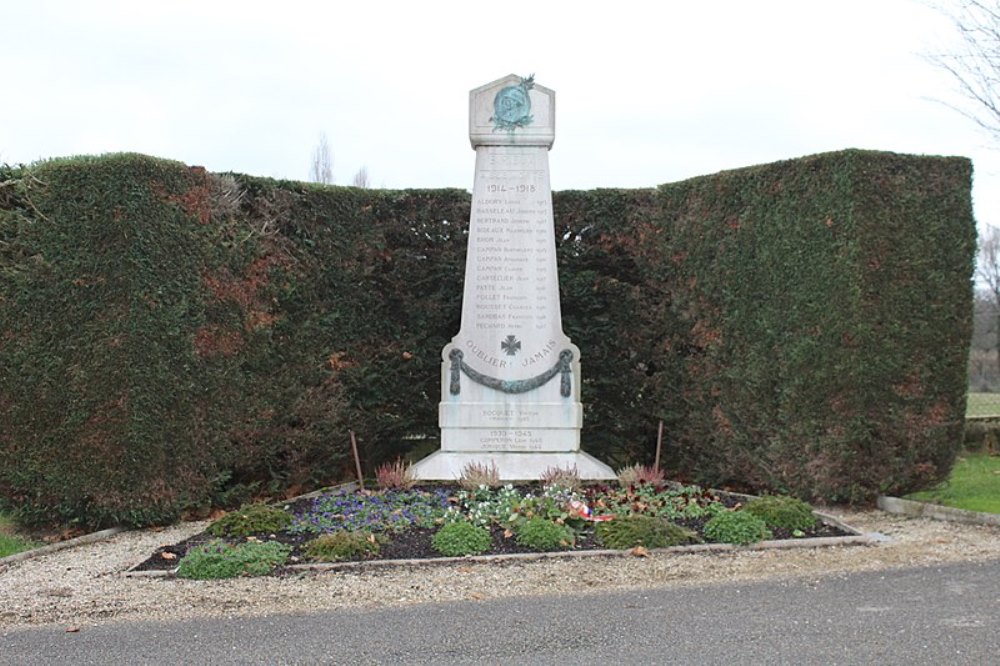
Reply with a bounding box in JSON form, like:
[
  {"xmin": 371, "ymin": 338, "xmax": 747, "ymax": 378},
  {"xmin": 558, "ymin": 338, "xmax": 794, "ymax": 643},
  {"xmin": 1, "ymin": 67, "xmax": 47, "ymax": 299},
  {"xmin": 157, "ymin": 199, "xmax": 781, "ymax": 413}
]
[{"xmin": 411, "ymin": 74, "xmax": 615, "ymax": 481}]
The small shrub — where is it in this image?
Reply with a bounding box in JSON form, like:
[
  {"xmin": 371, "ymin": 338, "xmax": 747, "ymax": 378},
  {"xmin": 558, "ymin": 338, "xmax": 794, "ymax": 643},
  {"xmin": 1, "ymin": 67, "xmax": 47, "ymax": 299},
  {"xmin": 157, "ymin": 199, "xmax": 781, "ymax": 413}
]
[
  {"xmin": 376, "ymin": 459, "xmax": 415, "ymax": 490},
  {"xmin": 515, "ymin": 517, "xmax": 575, "ymax": 551},
  {"xmin": 703, "ymin": 510, "xmax": 773, "ymax": 545},
  {"xmin": 459, "ymin": 461, "xmax": 501, "ymax": 490},
  {"xmin": 304, "ymin": 531, "xmax": 383, "ymax": 562},
  {"xmin": 744, "ymin": 495, "xmax": 817, "ymax": 532},
  {"xmin": 176, "ymin": 539, "xmax": 291, "ymax": 579},
  {"xmin": 431, "ymin": 521, "xmax": 492, "ymax": 556},
  {"xmin": 207, "ymin": 503, "xmax": 293, "ymax": 538},
  {"xmin": 539, "ymin": 465, "xmax": 581, "ymax": 491},
  {"xmin": 596, "ymin": 515, "xmax": 698, "ymax": 550}
]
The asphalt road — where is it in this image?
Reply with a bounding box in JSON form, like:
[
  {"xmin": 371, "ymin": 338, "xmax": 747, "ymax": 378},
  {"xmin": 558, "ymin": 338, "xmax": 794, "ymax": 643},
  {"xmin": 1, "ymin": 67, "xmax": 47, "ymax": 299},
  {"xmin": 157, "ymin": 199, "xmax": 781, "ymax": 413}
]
[{"xmin": 2, "ymin": 559, "xmax": 998, "ymax": 665}]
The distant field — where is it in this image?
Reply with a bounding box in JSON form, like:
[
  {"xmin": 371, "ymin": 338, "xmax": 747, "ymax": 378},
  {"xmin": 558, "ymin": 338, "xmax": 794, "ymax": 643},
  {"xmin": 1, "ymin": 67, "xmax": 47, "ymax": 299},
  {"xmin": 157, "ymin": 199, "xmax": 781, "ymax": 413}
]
[
  {"xmin": 966, "ymin": 392, "xmax": 1000, "ymax": 418},
  {"xmin": 906, "ymin": 452, "xmax": 1000, "ymax": 514}
]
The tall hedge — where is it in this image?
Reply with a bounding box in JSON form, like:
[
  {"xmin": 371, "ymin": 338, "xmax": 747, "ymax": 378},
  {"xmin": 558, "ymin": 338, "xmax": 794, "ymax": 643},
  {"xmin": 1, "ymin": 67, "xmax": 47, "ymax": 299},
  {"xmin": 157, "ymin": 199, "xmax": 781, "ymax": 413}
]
[
  {"xmin": 0, "ymin": 149, "xmax": 974, "ymax": 526},
  {"xmin": 642, "ymin": 151, "xmax": 975, "ymax": 501}
]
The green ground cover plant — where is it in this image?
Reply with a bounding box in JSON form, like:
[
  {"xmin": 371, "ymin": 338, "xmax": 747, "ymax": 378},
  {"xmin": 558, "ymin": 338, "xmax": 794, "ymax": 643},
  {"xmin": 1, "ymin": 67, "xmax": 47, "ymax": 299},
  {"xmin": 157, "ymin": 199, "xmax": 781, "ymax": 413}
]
[
  {"xmin": 588, "ymin": 483, "xmax": 727, "ymax": 521},
  {"xmin": 176, "ymin": 539, "xmax": 291, "ymax": 579},
  {"xmin": 431, "ymin": 521, "xmax": 492, "ymax": 556},
  {"xmin": 515, "ymin": 517, "xmax": 575, "ymax": 551},
  {"xmin": 743, "ymin": 495, "xmax": 817, "ymax": 532},
  {"xmin": 595, "ymin": 514, "xmax": 698, "ymax": 550},
  {"xmin": 905, "ymin": 452, "xmax": 1000, "ymax": 514},
  {"xmin": 703, "ymin": 510, "xmax": 773, "ymax": 545}
]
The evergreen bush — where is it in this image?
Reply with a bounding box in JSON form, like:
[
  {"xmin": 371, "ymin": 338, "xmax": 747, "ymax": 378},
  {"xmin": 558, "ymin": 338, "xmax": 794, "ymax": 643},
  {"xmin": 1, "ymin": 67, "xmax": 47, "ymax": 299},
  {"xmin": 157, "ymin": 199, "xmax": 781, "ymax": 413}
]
[
  {"xmin": 595, "ymin": 515, "xmax": 698, "ymax": 549},
  {"xmin": 431, "ymin": 521, "xmax": 492, "ymax": 556},
  {"xmin": 515, "ymin": 517, "xmax": 575, "ymax": 551},
  {"xmin": 207, "ymin": 504, "xmax": 293, "ymax": 537},
  {"xmin": 744, "ymin": 495, "xmax": 817, "ymax": 532},
  {"xmin": 303, "ymin": 531, "xmax": 383, "ymax": 562},
  {"xmin": 703, "ymin": 510, "xmax": 773, "ymax": 545}
]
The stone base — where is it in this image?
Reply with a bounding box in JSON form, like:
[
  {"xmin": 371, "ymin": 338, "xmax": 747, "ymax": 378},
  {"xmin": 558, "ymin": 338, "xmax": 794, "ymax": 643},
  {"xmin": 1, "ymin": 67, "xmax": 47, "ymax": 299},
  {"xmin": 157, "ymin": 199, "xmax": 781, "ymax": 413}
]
[{"xmin": 409, "ymin": 450, "xmax": 616, "ymax": 481}]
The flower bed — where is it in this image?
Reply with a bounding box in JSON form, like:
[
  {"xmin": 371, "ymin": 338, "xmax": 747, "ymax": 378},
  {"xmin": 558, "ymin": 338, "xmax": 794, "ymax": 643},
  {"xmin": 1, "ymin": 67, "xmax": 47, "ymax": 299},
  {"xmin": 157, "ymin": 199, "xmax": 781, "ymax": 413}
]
[{"xmin": 132, "ymin": 482, "xmax": 853, "ymax": 578}]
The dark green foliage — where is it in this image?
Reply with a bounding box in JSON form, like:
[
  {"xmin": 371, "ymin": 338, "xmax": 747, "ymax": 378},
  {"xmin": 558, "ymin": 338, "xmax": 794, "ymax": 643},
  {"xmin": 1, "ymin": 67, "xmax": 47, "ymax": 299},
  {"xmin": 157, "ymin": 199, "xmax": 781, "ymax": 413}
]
[
  {"xmin": 595, "ymin": 515, "xmax": 698, "ymax": 549},
  {"xmin": 431, "ymin": 521, "xmax": 492, "ymax": 556},
  {"xmin": 0, "ymin": 155, "xmax": 229, "ymax": 527},
  {"xmin": 515, "ymin": 517, "xmax": 575, "ymax": 551},
  {"xmin": 176, "ymin": 539, "xmax": 290, "ymax": 579},
  {"xmin": 206, "ymin": 503, "xmax": 293, "ymax": 537},
  {"xmin": 703, "ymin": 511, "xmax": 773, "ymax": 545},
  {"xmin": 744, "ymin": 495, "xmax": 817, "ymax": 532},
  {"xmin": 303, "ymin": 530, "xmax": 382, "ymax": 562},
  {"xmin": 645, "ymin": 150, "xmax": 974, "ymax": 502},
  {"xmin": 0, "ymin": 149, "xmax": 975, "ymax": 527}
]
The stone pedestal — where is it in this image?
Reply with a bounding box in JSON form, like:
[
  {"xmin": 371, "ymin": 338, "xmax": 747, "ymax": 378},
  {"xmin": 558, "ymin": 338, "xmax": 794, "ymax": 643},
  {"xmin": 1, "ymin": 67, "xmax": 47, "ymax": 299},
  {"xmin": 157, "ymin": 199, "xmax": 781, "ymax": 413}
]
[{"xmin": 411, "ymin": 74, "xmax": 614, "ymax": 481}]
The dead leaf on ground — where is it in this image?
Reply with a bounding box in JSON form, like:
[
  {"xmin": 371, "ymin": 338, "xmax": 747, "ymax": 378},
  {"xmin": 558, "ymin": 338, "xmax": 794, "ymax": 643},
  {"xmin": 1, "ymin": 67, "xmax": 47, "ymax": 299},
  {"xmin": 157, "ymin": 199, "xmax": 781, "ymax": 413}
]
[
  {"xmin": 629, "ymin": 546, "xmax": 650, "ymax": 558},
  {"xmin": 160, "ymin": 552, "xmax": 177, "ymax": 561}
]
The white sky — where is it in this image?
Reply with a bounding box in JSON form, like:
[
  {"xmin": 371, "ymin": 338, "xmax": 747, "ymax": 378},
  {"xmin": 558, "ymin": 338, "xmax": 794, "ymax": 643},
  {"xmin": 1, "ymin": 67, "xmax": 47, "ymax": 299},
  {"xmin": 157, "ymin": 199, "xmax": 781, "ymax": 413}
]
[{"xmin": 3, "ymin": 0, "xmax": 999, "ymax": 227}]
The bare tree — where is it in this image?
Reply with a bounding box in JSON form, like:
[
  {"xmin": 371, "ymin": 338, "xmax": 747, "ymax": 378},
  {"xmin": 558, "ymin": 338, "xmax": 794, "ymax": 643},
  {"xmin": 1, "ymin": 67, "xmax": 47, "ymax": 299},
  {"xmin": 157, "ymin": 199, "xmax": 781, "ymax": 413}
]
[
  {"xmin": 351, "ymin": 165, "xmax": 370, "ymax": 188},
  {"xmin": 978, "ymin": 225, "xmax": 1000, "ymax": 377},
  {"xmin": 928, "ymin": 1, "xmax": 1000, "ymax": 139},
  {"xmin": 309, "ymin": 132, "xmax": 334, "ymax": 184},
  {"xmin": 970, "ymin": 290, "xmax": 1000, "ymax": 389}
]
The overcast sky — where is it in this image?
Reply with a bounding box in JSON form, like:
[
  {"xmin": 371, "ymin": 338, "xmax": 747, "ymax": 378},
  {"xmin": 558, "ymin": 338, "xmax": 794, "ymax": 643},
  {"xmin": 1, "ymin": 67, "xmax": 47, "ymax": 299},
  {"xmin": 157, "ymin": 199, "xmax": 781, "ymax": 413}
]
[{"xmin": 3, "ymin": 0, "xmax": 998, "ymax": 227}]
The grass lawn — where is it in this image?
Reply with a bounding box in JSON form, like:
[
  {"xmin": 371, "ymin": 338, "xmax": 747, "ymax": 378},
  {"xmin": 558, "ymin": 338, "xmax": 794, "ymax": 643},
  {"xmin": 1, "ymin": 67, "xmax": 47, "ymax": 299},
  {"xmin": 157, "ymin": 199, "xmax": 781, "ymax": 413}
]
[
  {"xmin": 906, "ymin": 452, "xmax": 1000, "ymax": 514},
  {"xmin": 0, "ymin": 512, "xmax": 38, "ymax": 558},
  {"xmin": 966, "ymin": 392, "xmax": 1000, "ymax": 418}
]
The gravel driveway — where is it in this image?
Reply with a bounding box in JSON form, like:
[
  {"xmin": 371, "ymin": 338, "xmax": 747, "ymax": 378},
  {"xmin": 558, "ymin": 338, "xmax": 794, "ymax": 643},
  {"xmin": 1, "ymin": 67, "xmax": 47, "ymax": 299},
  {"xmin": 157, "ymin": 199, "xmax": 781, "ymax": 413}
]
[{"xmin": 1, "ymin": 508, "xmax": 998, "ymax": 629}]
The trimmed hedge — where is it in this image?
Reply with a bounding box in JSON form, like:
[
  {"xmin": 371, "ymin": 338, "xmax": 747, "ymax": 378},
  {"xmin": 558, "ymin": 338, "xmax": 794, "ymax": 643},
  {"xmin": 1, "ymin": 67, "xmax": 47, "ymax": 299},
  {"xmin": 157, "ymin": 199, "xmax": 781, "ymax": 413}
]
[
  {"xmin": 0, "ymin": 149, "xmax": 974, "ymax": 526},
  {"xmin": 644, "ymin": 151, "xmax": 974, "ymax": 501}
]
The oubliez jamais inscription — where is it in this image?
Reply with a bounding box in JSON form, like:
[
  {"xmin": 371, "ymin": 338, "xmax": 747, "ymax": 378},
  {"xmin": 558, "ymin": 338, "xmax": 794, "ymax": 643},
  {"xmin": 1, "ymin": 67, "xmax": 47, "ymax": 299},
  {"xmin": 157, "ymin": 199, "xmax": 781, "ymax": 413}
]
[{"xmin": 463, "ymin": 147, "xmax": 561, "ymax": 374}]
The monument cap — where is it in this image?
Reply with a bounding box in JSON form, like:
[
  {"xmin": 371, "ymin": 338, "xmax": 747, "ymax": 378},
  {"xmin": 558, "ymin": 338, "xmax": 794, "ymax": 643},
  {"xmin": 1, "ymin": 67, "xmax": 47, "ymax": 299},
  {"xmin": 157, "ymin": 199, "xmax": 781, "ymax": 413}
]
[{"xmin": 469, "ymin": 74, "xmax": 555, "ymax": 149}]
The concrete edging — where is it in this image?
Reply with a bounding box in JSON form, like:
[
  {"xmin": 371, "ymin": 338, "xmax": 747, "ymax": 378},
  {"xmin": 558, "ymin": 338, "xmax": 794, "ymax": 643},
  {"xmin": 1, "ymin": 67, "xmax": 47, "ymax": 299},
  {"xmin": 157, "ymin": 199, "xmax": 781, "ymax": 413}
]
[{"xmin": 877, "ymin": 496, "xmax": 1000, "ymax": 527}]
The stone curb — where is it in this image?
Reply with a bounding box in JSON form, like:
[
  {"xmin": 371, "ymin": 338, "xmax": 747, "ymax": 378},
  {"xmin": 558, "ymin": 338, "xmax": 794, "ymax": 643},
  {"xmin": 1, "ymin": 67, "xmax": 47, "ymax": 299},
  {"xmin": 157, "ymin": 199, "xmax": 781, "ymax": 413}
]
[
  {"xmin": 0, "ymin": 527, "xmax": 125, "ymax": 568},
  {"xmin": 877, "ymin": 496, "xmax": 1000, "ymax": 527},
  {"xmin": 125, "ymin": 512, "xmax": 877, "ymax": 579}
]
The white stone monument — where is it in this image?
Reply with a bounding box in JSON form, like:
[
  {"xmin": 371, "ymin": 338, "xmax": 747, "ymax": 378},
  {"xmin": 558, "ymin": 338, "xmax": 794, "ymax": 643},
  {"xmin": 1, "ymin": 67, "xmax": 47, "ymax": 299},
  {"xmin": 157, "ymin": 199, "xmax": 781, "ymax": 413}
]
[{"xmin": 411, "ymin": 74, "xmax": 615, "ymax": 481}]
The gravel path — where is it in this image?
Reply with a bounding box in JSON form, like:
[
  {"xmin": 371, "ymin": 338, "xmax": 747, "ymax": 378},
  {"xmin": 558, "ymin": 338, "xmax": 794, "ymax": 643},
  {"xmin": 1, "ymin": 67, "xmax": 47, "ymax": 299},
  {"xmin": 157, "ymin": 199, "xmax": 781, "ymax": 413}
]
[{"xmin": 1, "ymin": 508, "xmax": 999, "ymax": 630}]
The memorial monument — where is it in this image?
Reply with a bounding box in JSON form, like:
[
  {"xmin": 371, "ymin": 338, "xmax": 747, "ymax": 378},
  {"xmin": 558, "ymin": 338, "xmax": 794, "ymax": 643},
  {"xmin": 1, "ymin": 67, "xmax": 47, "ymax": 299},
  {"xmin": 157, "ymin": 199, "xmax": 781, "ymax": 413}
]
[{"xmin": 411, "ymin": 74, "xmax": 616, "ymax": 481}]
